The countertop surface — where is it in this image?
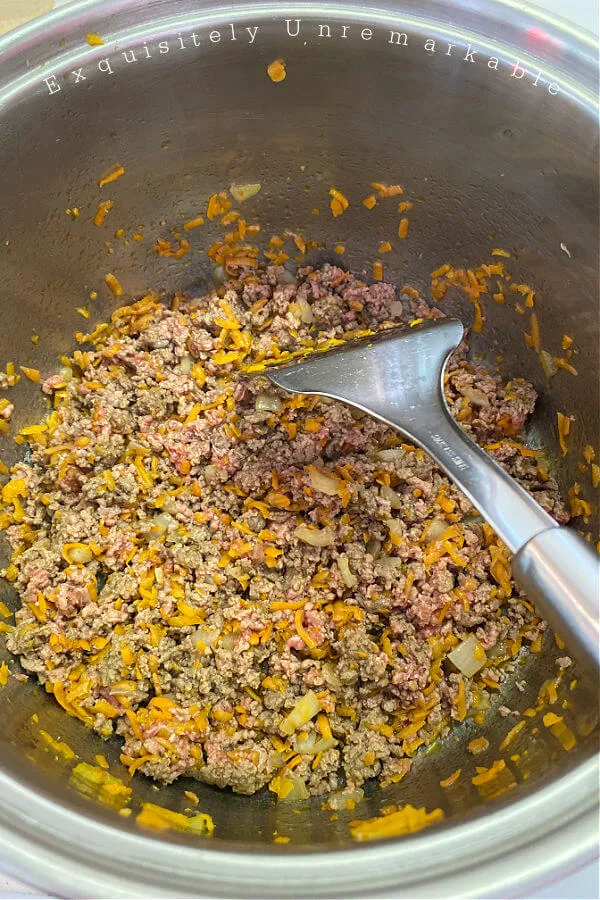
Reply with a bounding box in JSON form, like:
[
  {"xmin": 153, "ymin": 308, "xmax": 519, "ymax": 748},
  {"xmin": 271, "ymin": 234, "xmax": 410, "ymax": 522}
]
[{"xmin": 0, "ymin": 0, "xmax": 598, "ymax": 897}]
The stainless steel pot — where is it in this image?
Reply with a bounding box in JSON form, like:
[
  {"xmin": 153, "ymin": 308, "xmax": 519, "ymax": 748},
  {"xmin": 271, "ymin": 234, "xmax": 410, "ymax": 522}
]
[{"xmin": 0, "ymin": 1, "xmax": 598, "ymax": 896}]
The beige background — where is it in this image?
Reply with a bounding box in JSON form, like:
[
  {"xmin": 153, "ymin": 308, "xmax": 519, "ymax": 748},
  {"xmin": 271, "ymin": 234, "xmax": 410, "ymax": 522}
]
[{"xmin": 0, "ymin": 0, "xmax": 55, "ymax": 35}]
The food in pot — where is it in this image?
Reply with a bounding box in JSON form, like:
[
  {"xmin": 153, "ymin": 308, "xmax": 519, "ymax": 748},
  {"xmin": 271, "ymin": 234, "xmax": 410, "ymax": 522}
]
[{"xmin": 2, "ymin": 262, "xmax": 568, "ymax": 797}]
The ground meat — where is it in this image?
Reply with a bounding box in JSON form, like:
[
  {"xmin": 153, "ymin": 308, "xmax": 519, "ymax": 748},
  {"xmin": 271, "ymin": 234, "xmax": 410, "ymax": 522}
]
[{"xmin": 1, "ymin": 263, "xmax": 566, "ymax": 799}]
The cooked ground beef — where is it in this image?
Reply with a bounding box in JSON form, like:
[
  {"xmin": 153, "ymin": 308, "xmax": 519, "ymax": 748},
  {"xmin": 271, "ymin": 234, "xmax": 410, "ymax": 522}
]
[{"xmin": 2, "ymin": 263, "xmax": 568, "ymax": 798}]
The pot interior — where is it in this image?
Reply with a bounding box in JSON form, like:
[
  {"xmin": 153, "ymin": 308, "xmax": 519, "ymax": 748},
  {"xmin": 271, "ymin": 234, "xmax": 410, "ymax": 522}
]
[{"xmin": 0, "ymin": 0, "xmax": 597, "ymax": 859}]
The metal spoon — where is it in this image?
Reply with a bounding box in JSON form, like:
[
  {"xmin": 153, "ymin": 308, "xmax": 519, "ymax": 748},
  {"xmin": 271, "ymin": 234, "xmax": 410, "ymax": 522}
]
[{"xmin": 267, "ymin": 318, "xmax": 599, "ymax": 672}]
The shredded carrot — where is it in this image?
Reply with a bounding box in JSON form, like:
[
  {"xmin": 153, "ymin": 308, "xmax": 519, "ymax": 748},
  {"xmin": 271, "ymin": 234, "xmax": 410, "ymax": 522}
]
[
  {"xmin": 398, "ymin": 218, "xmax": 409, "ymax": 239},
  {"xmin": 371, "ymin": 183, "xmax": 403, "ymax": 197},
  {"xmin": 20, "ymin": 366, "xmax": 41, "ymax": 383},
  {"xmin": 329, "ymin": 189, "xmax": 349, "ymax": 217},
  {"xmin": 439, "ymin": 768, "xmax": 461, "ymax": 788},
  {"xmin": 93, "ymin": 199, "xmax": 114, "ymax": 226},
  {"xmin": 98, "ymin": 164, "xmax": 124, "ymax": 188},
  {"xmin": 350, "ymin": 804, "xmax": 443, "ymax": 842},
  {"xmin": 557, "ymin": 412, "xmax": 573, "ymax": 456},
  {"xmin": 104, "ymin": 273, "xmax": 123, "ymax": 297},
  {"xmin": 183, "ymin": 216, "xmax": 204, "ymax": 231}
]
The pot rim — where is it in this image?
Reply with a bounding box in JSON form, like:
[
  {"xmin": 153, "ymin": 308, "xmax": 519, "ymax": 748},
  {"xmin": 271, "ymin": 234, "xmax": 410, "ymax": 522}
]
[
  {"xmin": 0, "ymin": 755, "xmax": 598, "ymax": 897},
  {"xmin": 0, "ymin": 0, "xmax": 598, "ymax": 896}
]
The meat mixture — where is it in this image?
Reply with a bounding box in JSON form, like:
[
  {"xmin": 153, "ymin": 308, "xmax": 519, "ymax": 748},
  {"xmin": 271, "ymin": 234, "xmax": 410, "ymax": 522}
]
[{"xmin": 2, "ymin": 263, "xmax": 568, "ymax": 799}]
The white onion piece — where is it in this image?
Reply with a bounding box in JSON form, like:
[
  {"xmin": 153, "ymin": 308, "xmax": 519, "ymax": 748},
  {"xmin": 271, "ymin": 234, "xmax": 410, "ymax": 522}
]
[
  {"xmin": 421, "ymin": 517, "xmax": 448, "ymax": 544},
  {"xmin": 461, "ymin": 386, "xmax": 489, "ymax": 407},
  {"xmin": 539, "ymin": 350, "xmax": 558, "ymax": 378},
  {"xmin": 268, "ymin": 751, "xmax": 285, "ymax": 769},
  {"xmin": 282, "ymin": 776, "xmax": 309, "ymax": 802},
  {"xmin": 321, "ymin": 661, "xmax": 342, "ymax": 690},
  {"xmin": 230, "ymin": 182, "xmax": 261, "ymax": 204},
  {"xmin": 67, "ymin": 546, "xmax": 93, "ymax": 564},
  {"xmin": 195, "ymin": 627, "xmax": 220, "ymax": 648},
  {"xmin": 380, "ymin": 484, "xmax": 403, "ymax": 509},
  {"xmin": 376, "ymin": 448, "xmax": 401, "ymax": 461},
  {"xmin": 162, "ymin": 497, "xmax": 181, "ymax": 516},
  {"xmin": 297, "ymin": 297, "xmax": 314, "ymax": 323},
  {"xmin": 219, "ymin": 633, "xmax": 236, "ymax": 651},
  {"xmin": 212, "ymin": 265, "xmax": 226, "ymax": 286},
  {"xmin": 294, "ymin": 524, "xmax": 335, "ymax": 547},
  {"xmin": 366, "ymin": 539, "xmax": 382, "ymax": 559},
  {"xmin": 375, "ymin": 556, "xmax": 404, "ymax": 575},
  {"xmin": 204, "ymin": 464, "xmax": 218, "ymax": 484},
  {"xmin": 386, "ymin": 518, "xmax": 404, "ymax": 541},
  {"xmin": 60, "ymin": 366, "xmax": 73, "ymax": 381},
  {"xmin": 151, "ymin": 512, "xmax": 177, "ymax": 535},
  {"xmin": 280, "ymin": 690, "xmax": 321, "ymax": 734},
  {"xmin": 327, "ymin": 787, "xmax": 364, "ymax": 810},
  {"xmin": 336, "ymin": 554, "xmax": 357, "ymax": 588},
  {"xmin": 448, "ymin": 635, "xmax": 487, "ymax": 677},
  {"xmin": 308, "ymin": 467, "xmax": 340, "ymax": 496},
  {"xmin": 255, "ymin": 394, "xmax": 282, "ymax": 413},
  {"xmin": 294, "ymin": 734, "xmax": 337, "ymax": 755},
  {"xmin": 277, "ymin": 268, "xmax": 299, "ymax": 286},
  {"xmin": 390, "ymin": 300, "xmax": 403, "ymax": 317},
  {"xmin": 180, "ymin": 355, "xmax": 193, "ymax": 374}
]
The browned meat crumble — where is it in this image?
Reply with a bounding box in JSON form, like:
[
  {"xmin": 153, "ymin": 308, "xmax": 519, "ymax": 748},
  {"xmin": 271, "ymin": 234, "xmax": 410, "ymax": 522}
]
[{"xmin": 2, "ymin": 263, "xmax": 568, "ymax": 799}]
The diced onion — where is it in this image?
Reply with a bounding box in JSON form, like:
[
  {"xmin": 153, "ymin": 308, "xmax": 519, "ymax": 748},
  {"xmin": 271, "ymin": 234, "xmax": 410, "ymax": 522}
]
[
  {"xmin": 321, "ymin": 661, "xmax": 342, "ymax": 690},
  {"xmin": 230, "ymin": 182, "xmax": 261, "ymax": 204},
  {"xmin": 219, "ymin": 633, "xmax": 236, "ymax": 651},
  {"xmin": 460, "ymin": 386, "xmax": 489, "ymax": 407},
  {"xmin": 307, "ymin": 467, "xmax": 340, "ymax": 496},
  {"xmin": 284, "ymin": 776, "xmax": 310, "ymax": 801},
  {"xmin": 255, "ymin": 394, "xmax": 282, "ymax": 413},
  {"xmin": 60, "ymin": 366, "xmax": 73, "ymax": 381},
  {"xmin": 448, "ymin": 635, "xmax": 487, "ymax": 677},
  {"xmin": 294, "ymin": 524, "xmax": 335, "ymax": 547},
  {"xmin": 539, "ymin": 350, "xmax": 558, "ymax": 378},
  {"xmin": 280, "ymin": 690, "xmax": 321, "ymax": 734},
  {"xmin": 486, "ymin": 640, "xmax": 508, "ymax": 661},
  {"xmin": 268, "ymin": 751, "xmax": 285, "ymax": 769},
  {"xmin": 212, "ymin": 265, "xmax": 226, "ymax": 286},
  {"xmin": 380, "ymin": 484, "xmax": 403, "ymax": 509},
  {"xmin": 277, "ymin": 268, "xmax": 298, "ymax": 286},
  {"xmin": 294, "ymin": 733, "xmax": 337, "ymax": 755},
  {"xmin": 386, "ymin": 518, "xmax": 404, "ymax": 541},
  {"xmin": 375, "ymin": 556, "xmax": 404, "ymax": 576},
  {"xmin": 62, "ymin": 543, "xmax": 93, "ymax": 565},
  {"xmin": 204, "ymin": 464, "xmax": 218, "ymax": 484},
  {"xmin": 376, "ymin": 448, "xmax": 401, "ymax": 461},
  {"xmin": 390, "ymin": 300, "xmax": 403, "ymax": 317},
  {"xmin": 420, "ymin": 517, "xmax": 447, "ymax": 544},
  {"xmin": 195, "ymin": 627, "xmax": 219, "ymax": 648},
  {"xmin": 162, "ymin": 498, "xmax": 181, "ymax": 516},
  {"xmin": 366, "ymin": 539, "xmax": 382, "ymax": 559},
  {"xmin": 337, "ymin": 554, "xmax": 357, "ymax": 588},
  {"xmin": 151, "ymin": 512, "xmax": 177, "ymax": 535},
  {"xmin": 180, "ymin": 355, "xmax": 193, "ymax": 374},
  {"xmin": 327, "ymin": 787, "xmax": 364, "ymax": 810},
  {"xmin": 297, "ymin": 297, "xmax": 314, "ymax": 323}
]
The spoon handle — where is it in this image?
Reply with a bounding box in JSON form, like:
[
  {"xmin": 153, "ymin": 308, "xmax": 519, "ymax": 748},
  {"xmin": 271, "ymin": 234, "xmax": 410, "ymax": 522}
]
[
  {"xmin": 415, "ymin": 406, "xmax": 599, "ymax": 673},
  {"xmin": 268, "ymin": 318, "xmax": 599, "ymax": 672}
]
